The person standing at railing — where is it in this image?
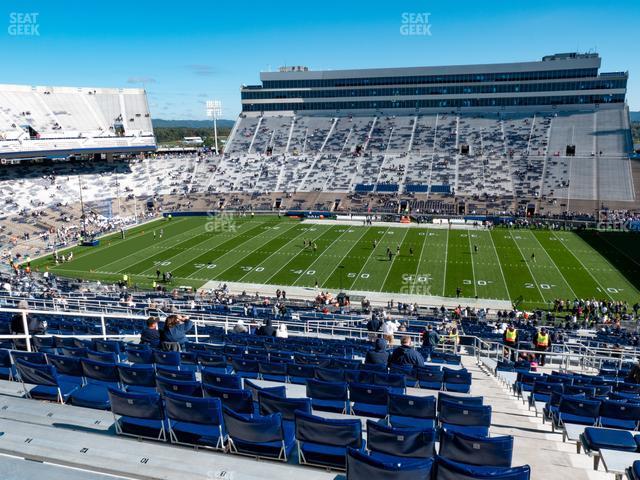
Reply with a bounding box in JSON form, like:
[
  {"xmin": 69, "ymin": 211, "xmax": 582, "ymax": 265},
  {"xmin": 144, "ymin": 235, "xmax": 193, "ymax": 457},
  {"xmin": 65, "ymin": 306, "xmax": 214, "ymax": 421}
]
[
  {"xmin": 10, "ymin": 300, "xmax": 46, "ymax": 351},
  {"xmin": 534, "ymin": 327, "xmax": 551, "ymax": 366},
  {"xmin": 140, "ymin": 317, "xmax": 161, "ymax": 349},
  {"xmin": 503, "ymin": 323, "xmax": 518, "ymax": 362},
  {"xmin": 161, "ymin": 314, "xmax": 193, "ymax": 351}
]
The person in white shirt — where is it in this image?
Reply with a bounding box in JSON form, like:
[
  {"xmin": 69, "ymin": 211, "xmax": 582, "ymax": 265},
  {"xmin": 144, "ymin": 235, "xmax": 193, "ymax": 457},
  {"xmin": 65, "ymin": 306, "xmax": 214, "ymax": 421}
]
[{"xmin": 382, "ymin": 319, "xmax": 398, "ymax": 345}]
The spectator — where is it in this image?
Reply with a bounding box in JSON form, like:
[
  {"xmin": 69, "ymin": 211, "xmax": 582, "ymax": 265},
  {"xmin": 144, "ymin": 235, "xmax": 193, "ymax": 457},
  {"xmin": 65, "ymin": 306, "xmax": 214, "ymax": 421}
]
[
  {"xmin": 11, "ymin": 300, "xmax": 46, "ymax": 350},
  {"xmin": 233, "ymin": 319, "xmax": 249, "ymax": 334},
  {"xmin": 140, "ymin": 317, "xmax": 161, "ymax": 348},
  {"xmin": 256, "ymin": 318, "xmax": 276, "ymax": 337},
  {"xmin": 365, "ymin": 338, "xmax": 389, "ymax": 366},
  {"xmin": 388, "ymin": 335, "xmax": 425, "ymax": 368},
  {"xmin": 382, "ymin": 318, "xmax": 398, "ymax": 345},
  {"xmin": 161, "ymin": 314, "xmax": 193, "ymax": 351},
  {"xmin": 276, "ymin": 323, "xmax": 288, "ymax": 339},
  {"xmin": 366, "ymin": 314, "xmax": 382, "ymax": 341},
  {"xmin": 421, "ymin": 325, "xmax": 439, "ymax": 356}
]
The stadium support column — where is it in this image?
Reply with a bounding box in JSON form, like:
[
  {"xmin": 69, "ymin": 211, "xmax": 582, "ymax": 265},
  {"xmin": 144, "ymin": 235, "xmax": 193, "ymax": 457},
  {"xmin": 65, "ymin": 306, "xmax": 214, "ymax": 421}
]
[{"xmin": 207, "ymin": 100, "xmax": 222, "ymax": 154}]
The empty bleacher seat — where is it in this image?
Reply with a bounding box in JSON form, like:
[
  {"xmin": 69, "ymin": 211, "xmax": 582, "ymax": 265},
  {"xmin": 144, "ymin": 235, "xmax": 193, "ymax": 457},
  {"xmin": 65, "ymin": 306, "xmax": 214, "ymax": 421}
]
[
  {"xmin": 434, "ymin": 456, "xmax": 530, "ymax": 480},
  {"xmin": 224, "ymin": 408, "xmax": 294, "ymax": 461},
  {"xmin": 440, "ymin": 430, "xmax": 514, "ymax": 467},
  {"xmin": 306, "ymin": 379, "xmax": 349, "ymax": 413},
  {"xmin": 387, "ymin": 392, "xmax": 437, "ymax": 429},
  {"xmin": 439, "ymin": 400, "xmax": 492, "ymax": 437},
  {"xmin": 347, "ymin": 447, "xmax": 434, "ymax": 480},
  {"xmin": 15, "ymin": 358, "xmax": 78, "ymax": 403},
  {"xmin": 366, "ymin": 420, "xmax": 436, "ymax": 462},
  {"xmin": 108, "ymin": 388, "xmax": 166, "ymax": 441},
  {"xmin": 164, "ymin": 391, "xmax": 225, "ymax": 449}
]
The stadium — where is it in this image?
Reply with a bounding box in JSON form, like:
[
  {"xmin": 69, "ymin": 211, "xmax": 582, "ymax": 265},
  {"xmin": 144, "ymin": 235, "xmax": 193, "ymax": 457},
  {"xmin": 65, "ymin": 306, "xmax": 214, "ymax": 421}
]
[{"xmin": 1, "ymin": 3, "xmax": 640, "ymax": 480}]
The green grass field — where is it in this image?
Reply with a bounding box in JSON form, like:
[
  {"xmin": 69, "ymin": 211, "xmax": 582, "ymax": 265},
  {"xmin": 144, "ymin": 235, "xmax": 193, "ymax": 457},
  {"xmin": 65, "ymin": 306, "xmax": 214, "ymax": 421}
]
[{"xmin": 34, "ymin": 216, "xmax": 640, "ymax": 310}]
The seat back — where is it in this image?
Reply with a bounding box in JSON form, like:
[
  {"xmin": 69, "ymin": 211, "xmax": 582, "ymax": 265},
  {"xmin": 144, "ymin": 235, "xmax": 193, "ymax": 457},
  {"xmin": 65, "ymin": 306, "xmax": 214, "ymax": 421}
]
[
  {"xmin": 11, "ymin": 351, "xmax": 47, "ymax": 365},
  {"xmin": 108, "ymin": 388, "xmax": 164, "ymax": 420},
  {"xmin": 315, "ymin": 367, "xmax": 345, "ymax": 382},
  {"xmin": 164, "ymin": 391, "xmax": 223, "ymax": 425},
  {"xmin": 388, "ymin": 392, "xmax": 436, "ymax": 419},
  {"xmin": 294, "ymin": 411, "xmax": 362, "ymax": 448},
  {"xmin": 155, "ymin": 376, "xmax": 202, "ymax": 397},
  {"xmin": 258, "ymin": 390, "xmax": 312, "ymax": 421},
  {"xmin": 156, "ymin": 366, "xmax": 196, "ymax": 381},
  {"xmin": 47, "ymin": 354, "xmax": 83, "ymax": 377},
  {"xmin": 439, "ymin": 401, "xmax": 492, "ymax": 427},
  {"xmin": 231, "ymin": 357, "xmax": 259, "ymax": 374},
  {"xmin": 201, "ymin": 369, "xmax": 242, "ymax": 389},
  {"xmin": 349, "ymin": 383, "xmax": 389, "ymax": 405},
  {"xmin": 203, "ymin": 384, "xmax": 253, "ymax": 414},
  {"xmin": 558, "ymin": 396, "xmax": 601, "ymax": 419},
  {"xmin": 197, "ymin": 353, "xmax": 227, "ymax": 369},
  {"xmin": 153, "ymin": 350, "xmax": 181, "ymax": 366},
  {"xmin": 306, "ymin": 379, "xmax": 348, "ymax": 400},
  {"xmin": 15, "ymin": 359, "xmax": 58, "ymax": 386},
  {"xmin": 600, "ymin": 400, "xmax": 640, "ymax": 421},
  {"xmin": 439, "ymin": 430, "xmax": 514, "ymax": 467},
  {"xmin": 373, "ymin": 372, "xmax": 406, "ymax": 390},
  {"xmin": 126, "ymin": 348, "xmax": 154, "ymax": 364},
  {"xmin": 223, "ymin": 408, "xmax": 284, "ymax": 443},
  {"xmin": 80, "ymin": 358, "xmax": 120, "ymax": 383},
  {"xmin": 60, "ymin": 346, "xmax": 89, "ymax": 358},
  {"xmin": 347, "ymin": 448, "xmax": 434, "ymax": 480},
  {"xmin": 94, "ymin": 339, "xmax": 122, "ymax": 355},
  {"xmin": 438, "ymin": 393, "xmax": 483, "ymax": 412},
  {"xmin": 243, "ymin": 379, "xmax": 286, "ymax": 401},
  {"xmin": 444, "ymin": 368, "xmax": 472, "ymax": 385},
  {"xmin": 434, "ymin": 456, "xmax": 530, "ymax": 480},
  {"xmin": 117, "ymin": 364, "xmax": 156, "ymax": 387},
  {"xmin": 366, "ymin": 420, "xmax": 435, "ymax": 458}
]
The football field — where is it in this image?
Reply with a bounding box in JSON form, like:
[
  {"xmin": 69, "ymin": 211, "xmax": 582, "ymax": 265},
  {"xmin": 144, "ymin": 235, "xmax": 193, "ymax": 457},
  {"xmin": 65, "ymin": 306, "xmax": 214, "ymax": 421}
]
[{"xmin": 37, "ymin": 215, "xmax": 640, "ymax": 309}]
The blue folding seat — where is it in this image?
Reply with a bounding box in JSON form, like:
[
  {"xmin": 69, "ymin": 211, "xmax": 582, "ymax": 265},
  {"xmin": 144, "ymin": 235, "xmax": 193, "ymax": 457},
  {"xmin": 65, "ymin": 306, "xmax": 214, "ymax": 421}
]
[
  {"xmin": 366, "ymin": 420, "xmax": 436, "ymax": 462},
  {"xmin": 315, "ymin": 367, "xmax": 345, "ymax": 383},
  {"xmin": 156, "ymin": 376, "xmax": 203, "ymax": 397},
  {"xmin": 346, "ymin": 447, "xmax": 434, "ymax": 480},
  {"xmin": 156, "ymin": 366, "xmax": 196, "ymax": 381},
  {"xmin": 71, "ymin": 358, "xmax": 121, "ymax": 409},
  {"xmin": 258, "ymin": 362, "xmax": 288, "ymax": 382},
  {"xmin": 59, "ymin": 346, "xmax": 88, "ymax": 358},
  {"xmin": 627, "ymin": 460, "xmax": 640, "ymax": 480},
  {"xmin": 108, "ymin": 388, "xmax": 166, "ymax": 441},
  {"xmin": 86, "ymin": 350, "xmax": 118, "ymax": 363},
  {"xmin": 387, "ymin": 392, "xmax": 436, "ymax": 429},
  {"xmin": 164, "ymin": 391, "xmax": 225, "ymax": 449},
  {"xmin": 416, "ymin": 368, "xmax": 444, "ymax": 390},
  {"xmin": 444, "ymin": 368, "xmax": 472, "ymax": 393},
  {"xmin": 47, "ymin": 354, "xmax": 84, "ymax": 385},
  {"xmin": 564, "ymin": 384, "xmax": 596, "ymax": 397},
  {"xmin": 14, "ymin": 359, "xmax": 78, "ymax": 403},
  {"xmin": 360, "ymin": 363, "xmax": 387, "ymax": 373},
  {"xmin": 295, "ymin": 410, "xmax": 364, "ymax": 469},
  {"xmin": 224, "ymin": 408, "xmax": 294, "ymax": 461},
  {"xmin": 243, "ymin": 379, "xmax": 286, "ymax": 404},
  {"xmin": 350, "ymin": 383, "xmax": 390, "ymax": 418},
  {"xmin": 553, "ymin": 395, "xmax": 601, "ymax": 430},
  {"xmin": 438, "ymin": 393, "xmax": 483, "ymax": 413},
  {"xmin": 287, "ymin": 363, "xmax": 316, "ymax": 384},
  {"xmin": 580, "ymin": 427, "xmax": 638, "ymax": 470},
  {"xmin": 126, "ymin": 348, "xmax": 154, "ymax": 365},
  {"xmin": 179, "ymin": 351, "xmax": 198, "ymax": 368},
  {"xmin": 197, "ymin": 353, "xmax": 230, "ymax": 373},
  {"xmin": 609, "ymin": 391, "xmax": 640, "ymax": 401},
  {"xmin": 0, "ymin": 349, "xmax": 14, "ymax": 380},
  {"xmin": 231, "ymin": 357, "xmax": 260, "ymax": 379},
  {"xmin": 72, "ymin": 338, "xmax": 94, "ymax": 350},
  {"xmin": 117, "ymin": 364, "xmax": 157, "ymax": 394},
  {"xmin": 599, "ymin": 400, "xmax": 640, "ymax": 430},
  {"xmin": 203, "ymin": 384, "xmax": 254, "ymax": 415},
  {"xmin": 390, "ymin": 365, "xmax": 418, "ymax": 388},
  {"xmin": 373, "ymin": 372, "xmax": 406, "ymax": 394},
  {"xmin": 306, "ymin": 379, "xmax": 349, "ymax": 413},
  {"xmin": 258, "ymin": 390, "xmax": 312, "ymax": 429},
  {"xmin": 439, "ymin": 400, "xmax": 492, "ymax": 437},
  {"xmin": 153, "ymin": 350, "xmax": 181, "ymax": 367},
  {"xmin": 440, "ymin": 430, "xmax": 514, "ymax": 467},
  {"xmin": 201, "ymin": 369, "xmax": 242, "ymax": 389},
  {"xmin": 11, "ymin": 350, "xmax": 47, "ymax": 365},
  {"xmin": 528, "ymin": 381, "xmax": 563, "ymax": 408},
  {"xmin": 513, "ymin": 372, "xmax": 541, "ymax": 398},
  {"xmin": 224, "ymin": 345, "xmax": 244, "ymax": 356},
  {"xmin": 617, "ymin": 383, "xmax": 640, "ymax": 394},
  {"xmin": 32, "ymin": 336, "xmax": 56, "ymax": 353},
  {"xmin": 434, "ymin": 456, "xmax": 530, "ymax": 480},
  {"xmin": 330, "ymin": 358, "xmax": 360, "ymax": 369},
  {"xmin": 94, "ymin": 339, "xmax": 123, "ymax": 356},
  {"xmin": 269, "ymin": 351, "xmax": 293, "ymax": 363},
  {"xmin": 53, "ymin": 336, "xmax": 76, "ymax": 348}
]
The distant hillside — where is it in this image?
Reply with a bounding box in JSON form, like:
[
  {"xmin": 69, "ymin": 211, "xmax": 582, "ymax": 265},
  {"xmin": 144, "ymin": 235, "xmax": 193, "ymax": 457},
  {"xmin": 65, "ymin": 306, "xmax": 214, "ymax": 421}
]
[{"xmin": 152, "ymin": 119, "xmax": 235, "ymax": 129}]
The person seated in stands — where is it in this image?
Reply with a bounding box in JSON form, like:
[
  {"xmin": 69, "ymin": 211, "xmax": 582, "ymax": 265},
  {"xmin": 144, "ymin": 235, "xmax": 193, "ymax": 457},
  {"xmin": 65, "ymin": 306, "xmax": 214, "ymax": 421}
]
[
  {"xmin": 161, "ymin": 314, "xmax": 193, "ymax": 351},
  {"xmin": 276, "ymin": 323, "xmax": 288, "ymax": 339},
  {"xmin": 366, "ymin": 313, "xmax": 382, "ymax": 341},
  {"xmin": 140, "ymin": 317, "xmax": 160, "ymax": 348},
  {"xmin": 256, "ymin": 318, "xmax": 276, "ymax": 337},
  {"xmin": 365, "ymin": 338, "xmax": 389, "ymax": 366},
  {"xmin": 388, "ymin": 335, "xmax": 425, "ymax": 368},
  {"xmin": 233, "ymin": 319, "xmax": 249, "ymax": 334},
  {"xmin": 11, "ymin": 300, "xmax": 46, "ymax": 350}
]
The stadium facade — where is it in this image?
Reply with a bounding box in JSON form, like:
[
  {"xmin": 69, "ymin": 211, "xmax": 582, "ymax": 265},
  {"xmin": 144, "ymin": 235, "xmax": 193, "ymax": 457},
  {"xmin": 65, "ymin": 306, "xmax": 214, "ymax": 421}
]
[
  {"xmin": 0, "ymin": 84, "xmax": 156, "ymax": 161},
  {"xmin": 241, "ymin": 53, "xmax": 627, "ymax": 113}
]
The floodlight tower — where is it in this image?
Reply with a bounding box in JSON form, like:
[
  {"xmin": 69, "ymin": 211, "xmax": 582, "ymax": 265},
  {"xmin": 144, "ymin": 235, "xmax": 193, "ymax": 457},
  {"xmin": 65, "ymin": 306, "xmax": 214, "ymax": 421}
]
[{"xmin": 206, "ymin": 100, "xmax": 223, "ymax": 154}]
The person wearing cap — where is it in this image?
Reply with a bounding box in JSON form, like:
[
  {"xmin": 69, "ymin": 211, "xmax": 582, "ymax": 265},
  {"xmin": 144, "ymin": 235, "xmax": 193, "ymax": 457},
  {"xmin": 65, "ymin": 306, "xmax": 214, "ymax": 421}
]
[
  {"xmin": 503, "ymin": 323, "xmax": 518, "ymax": 361},
  {"xmin": 534, "ymin": 327, "xmax": 551, "ymax": 366}
]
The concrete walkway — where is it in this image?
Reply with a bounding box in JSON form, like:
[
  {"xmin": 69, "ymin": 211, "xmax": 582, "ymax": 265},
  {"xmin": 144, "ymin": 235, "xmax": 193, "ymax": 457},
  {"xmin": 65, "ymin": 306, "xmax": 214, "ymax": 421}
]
[{"xmin": 464, "ymin": 357, "xmax": 609, "ymax": 479}]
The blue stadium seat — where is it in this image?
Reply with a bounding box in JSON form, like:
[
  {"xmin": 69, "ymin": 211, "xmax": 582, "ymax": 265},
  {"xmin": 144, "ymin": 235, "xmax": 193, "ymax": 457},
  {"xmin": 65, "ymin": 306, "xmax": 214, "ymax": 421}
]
[
  {"xmin": 443, "ymin": 368, "xmax": 472, "ymax": 393},
  {"xmin": 231, "ymin": 357, "xmax": 260, "ymax": 379},
  {"xmin": 434, "ymin": 456, "xmax": 530, "ymax": 479},
  {"xmin": 201, "ymin": 369, "xmax": 242, "ymax": 389},
  {"xmin": 197, "ymin": 353, "xmax": 230, "ymax": 373},
  {"xmin": 117, "ymin": 364, "xmax": 157, "ymax": 394},
  {"xmin": 553, "ymin": 395, "xmax": 601, "ymax": 430},
  {"xmin": 14, "ymin": 359, "xmax": 78, "ymax": 403},
  {"xmin": 224, "ymin": 408, "xmax": 294, "ymax": 461},
  {"xmin": 598, "ymin": 400, "xmax": 640, "ymax": 430},
  {"xmin": 306, "ymin": 379, "xmax": 349, "ymax": 413},
  {"xmin": 126, "ymin": 348, "xmax": 154, "ymax": 364},
  {"xmin": 373, "ymin": 372, "xmax": 406, "ymax": 394},
  {"xmin": 60, "ymin": 346, "xmax": 89, "ymax": 358},
  {"xmin": 0, "ymin": 349, "xmax": 14, "ymax": 380},
  {"xmin": 71, "ymin": 358, "xmax": 121, "ymax": 409},
  {"xmin": 416, "ymin": 367, "xmax": 444, "ymax": 390},
  {"xmin": 153, "ymin": 350, "xmax": 181, "ymax": 367},
  {"xmin": 108, "ymin": 388, "xmax": 166, "ymax": 441},
  {"xmin": 156, "ymin": 376, "xmax": 203, "ymax": 397},
  {"xmin": 243, "ymin": 379, "xmax": 286, "ymax": 404},
  {"xmin": 580, "ymin": 427, "xmax": 638, "ymax": 470},
  {"xmin": 295, "ymin": 410, "xmax": 364, "ymax": 470},
  {"xmin": 439, "ymin": 400, "xmax": 492, "ymax": 437},
  {"xmin": 346, "ymin": 448, "xmax": 434, "ymax": 480},
  {"xmin": 164, "ymin": 391, "xmax": 225, "ymax": 449},
  {"xmin": 203, "ymin": 384, "xmax": 254, "ymax": 415},
  {"xmin": 387, "ymin": 392, "xmax": 436, "ymax": 429},
  {"xmin": 440, "ymin": 430, "xmax": 514, "ymax": 467},
  {"xmin": 46, "ymin": 354, "xmax": 84, "ymax": 385},
  {"xmin": 258, "ymin": 390, "xmax": 312, "ymax": 426},
  {"xmin": 437, "ymin": 393, "xmax": 483, "ymax": 412},
  {"xmin": 156, "ymin": 365, "xmax": 196, "ymax": 381},
  {"xmin": 287, "ymin": 363, "xmax": 317, "ymax": 384},
  {"xmin": 11, "ymin": 350, "xmax": 47, "ymax": 365},
  {"xmin": 627, "ymin": 460, "xmax": 640, "ymax": 480},
  {"xmin": 258, "ymin": 362, "xmax": 288, "ymax": 382},
  {"xmin": 349, "ymin": 383, "xmax": 390, "ymax": 418},
  {"xmin": 366, "ymin": 420, "xmax": 436, "ymax": 462},
  {"xmin": 86, "ymin": 350, "xmax": 118, "ymax": 363}
]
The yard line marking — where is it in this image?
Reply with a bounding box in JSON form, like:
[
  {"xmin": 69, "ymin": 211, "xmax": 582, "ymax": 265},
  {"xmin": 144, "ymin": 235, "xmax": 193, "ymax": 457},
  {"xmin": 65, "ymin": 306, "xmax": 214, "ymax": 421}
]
[
  {"xmin": 379, "ymin": 228, "xmax": 409, "ymax": 292},
  {"xmin": 486, "ymin": 229, "xmax": 511, "ymax": 301},
  {"xmin": 410, "ymin": 228, "xmax": 430, "ymax": 295},
  {"xmin": 550, "ymin": 231, "xmax": 614, "ymax": 301},
  {"xmin": 236, "ymin": 226, "xmax": 313, "ymax": 282},
  {"xmin": 442, "ymin": 228, "xmax": 449, "ymax": 296},
  {"xmin": 509, "ymin": 230, "xmax": 546, "ymax": 304},
  {"xmin": 348, "ymin": 227, "xmax": 391, "ymax": 290},
  {"xmin": 292, "ymin": 227, "xmax": 366, "ymax": 285},
  {"xmin": 264, "ymin": 226, "xmax": 338, "ymax": 284},
  {"xmin": 528, "ymin": 230, "xmax": 577, "ymax": 299},
  {"xmin": 191, "ymin": 222, "xmax": 300, "ymax": 280},
  {"xmin": 467, "ymin": 230, "xmax": 478, "ymax": 298}
]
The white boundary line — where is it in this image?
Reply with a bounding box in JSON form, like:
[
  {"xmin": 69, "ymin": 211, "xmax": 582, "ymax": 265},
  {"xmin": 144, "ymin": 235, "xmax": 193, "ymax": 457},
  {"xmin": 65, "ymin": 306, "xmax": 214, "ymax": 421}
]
[
  {"xmin": 378, "ymin": 228, "xmax": 410, "ymax": 292},
  {"xmin": 509, "ymin": 230, "xmax": 546, "ymax": 303},
  {"xmin": 527, "ymin": 230, "xmax": 577, "ymax": 299}
]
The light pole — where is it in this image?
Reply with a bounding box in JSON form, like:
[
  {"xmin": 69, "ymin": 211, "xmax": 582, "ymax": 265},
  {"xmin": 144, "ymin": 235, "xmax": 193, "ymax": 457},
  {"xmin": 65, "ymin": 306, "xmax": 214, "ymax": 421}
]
[{"xmin": 206, "ymin": 100, "xmax": 222, "ymax": 154}]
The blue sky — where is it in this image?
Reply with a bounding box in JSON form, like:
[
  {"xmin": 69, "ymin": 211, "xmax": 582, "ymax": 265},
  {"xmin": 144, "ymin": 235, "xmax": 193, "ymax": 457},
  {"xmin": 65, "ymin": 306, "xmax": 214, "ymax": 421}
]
[{"xmin": 1, "ymin": 0, "xmax": 638, "ymax": 119}]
